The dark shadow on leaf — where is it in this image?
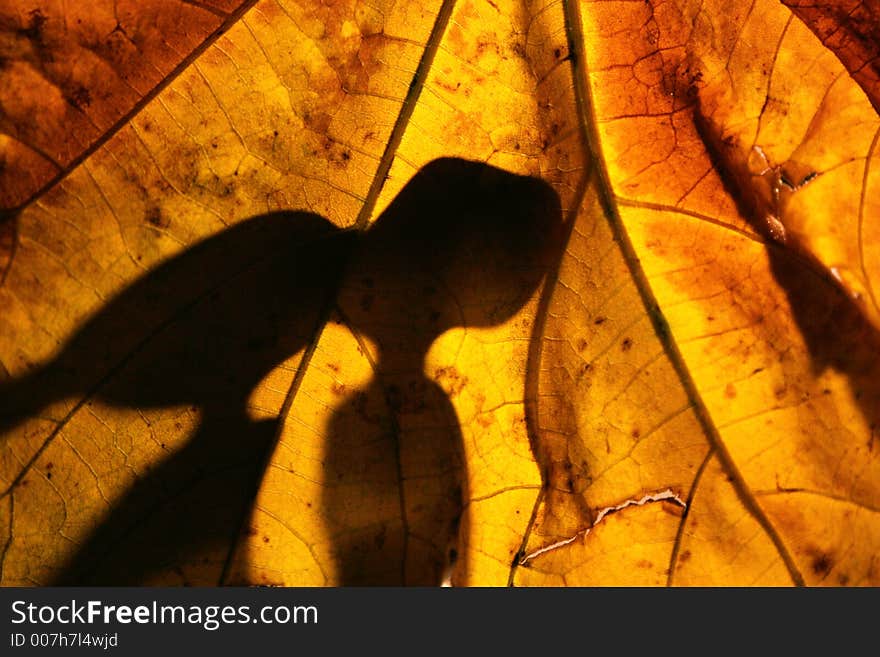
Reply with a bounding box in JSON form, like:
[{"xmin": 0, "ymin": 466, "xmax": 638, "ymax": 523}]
[
  {"xmin": 0, "ymin": 158, "xmax": 564, "ymax": 586},
  {"xmin": 694, "ymin": 104, "xmax": 880, "ymax": 457},
  {"xmin": 766, "ymin": 248, "xmax": 880, "ymax": 452}
]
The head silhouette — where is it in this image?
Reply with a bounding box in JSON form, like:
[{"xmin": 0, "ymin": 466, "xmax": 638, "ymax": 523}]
[{"xmin": 344, "ymin": 158, "xmax": 564, "ymax": 360}]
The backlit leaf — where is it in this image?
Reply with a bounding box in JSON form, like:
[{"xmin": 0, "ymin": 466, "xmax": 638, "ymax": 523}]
[{"xmin": 0, "ymin": 0, "xmax": 877, "ymax": 586}]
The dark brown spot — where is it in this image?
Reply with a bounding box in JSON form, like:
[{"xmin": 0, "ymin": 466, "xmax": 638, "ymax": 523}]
[
  {"xmin": 577, "ymin": 337, "xmax": 588, "ymax": 352},
  {"xmin": 811, "ymin": 552, "xmax": 833, "ymax": 577},
  {"xmin": 594, "ymin": 316, "xmax": 606, "ymax": 325},
  {"xmin": 67, "ymin": 85, "xmax": 92, "ymax": 109},
  {"xmin": 679, "ymin": 549, "xmax": 692, "ymax": 564},
  {"xmin": 434, "ymin": 366, "xmax": 468, "ymax": 396},
  {"xmin": 145, "ymin": 206, "xmax": 168, "ymax": 229},
  {"xmin": 621, "ymin": 337, "xmax": 633, "ymax": 351},
  {"xmin": 262, "ymin": 536, "xmax": 270, "ymax": 543},
  {"xmin": 631, "ymin": 427, "xmax": 641, "ymax": 438},
  {"xmin": 19, "ymin": 9, "xmax": 47, "ymax": 43}
]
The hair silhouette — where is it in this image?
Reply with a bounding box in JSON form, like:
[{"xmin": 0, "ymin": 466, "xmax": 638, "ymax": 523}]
[{"xmin": 0, "ymin": 157, "xmax": 563, "ymax": 585}]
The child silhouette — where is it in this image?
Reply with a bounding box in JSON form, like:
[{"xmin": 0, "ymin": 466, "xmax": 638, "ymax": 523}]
[
  {"xmin": 321, "ymin": 159, "xmax": 563, "ymax": 585},
  {"xmin": 0, "ymin": 158, "xmax": 562, "ymax": 585}
]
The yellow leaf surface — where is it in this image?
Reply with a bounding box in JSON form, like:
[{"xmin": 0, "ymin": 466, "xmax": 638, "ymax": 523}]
[{"xmin": 1, "ymin": 0, "xmax": 878, "ymax": 586}]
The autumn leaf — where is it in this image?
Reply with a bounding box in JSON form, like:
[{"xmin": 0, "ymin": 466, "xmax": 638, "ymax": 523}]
[
  {"xmin": 1, "ymin": 0, "xmax": 878, "ymax": 587},
  {"xmin": 532, "ymin": 0, "xmax": 880, "ymax": 587}
]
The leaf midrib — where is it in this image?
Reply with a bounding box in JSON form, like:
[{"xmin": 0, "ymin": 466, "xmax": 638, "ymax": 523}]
[{"xmin": 556, "ymin": 0, "xmax": 805, "ymax": 586}]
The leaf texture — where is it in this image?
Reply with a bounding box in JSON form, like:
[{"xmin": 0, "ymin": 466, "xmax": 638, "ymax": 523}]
[{"xmin": 0, "ymin": 0, "xmax": 878, "ymax": 586}]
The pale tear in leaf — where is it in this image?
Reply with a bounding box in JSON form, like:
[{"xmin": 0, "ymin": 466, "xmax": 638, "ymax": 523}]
[{"xmin": 519, "ymin": 489, "xmax": 687, "ymax": 565}]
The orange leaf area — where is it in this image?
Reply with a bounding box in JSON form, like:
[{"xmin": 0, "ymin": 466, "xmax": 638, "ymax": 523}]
[
  {"xmin": 1, "ymin": 0, "xmax": 878, "ymax": 586},
  {"xmin": 0, "ymin": 0, "xmax": 254, "ymax": 208},
  {"xmin": 570, "ymin": 0, "xmax": 880, "ymax": 585}
]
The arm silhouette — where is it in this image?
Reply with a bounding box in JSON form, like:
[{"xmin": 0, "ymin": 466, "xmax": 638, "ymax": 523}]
[{"xmin": 2, "ymin": 210, "xmax": 352, "ymax": 584}]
